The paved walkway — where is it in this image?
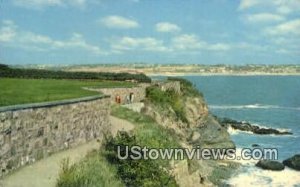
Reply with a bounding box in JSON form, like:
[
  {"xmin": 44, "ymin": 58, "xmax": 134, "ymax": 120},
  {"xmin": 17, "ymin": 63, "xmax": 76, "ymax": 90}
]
[{"xmin": 0, "ymin": 115, "xmax": 135, "ymax": 187}]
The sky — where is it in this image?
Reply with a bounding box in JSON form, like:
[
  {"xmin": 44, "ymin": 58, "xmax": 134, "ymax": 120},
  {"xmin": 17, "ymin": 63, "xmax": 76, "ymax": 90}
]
[{"xmin": 0, "ymin": 0, "xmax": 300, "ymax": 65}]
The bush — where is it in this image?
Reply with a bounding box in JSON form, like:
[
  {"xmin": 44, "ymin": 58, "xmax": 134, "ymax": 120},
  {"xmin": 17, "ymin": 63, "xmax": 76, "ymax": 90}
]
[
  {"xmin": 57, "ymin": 106, "xmax": 179, "ymax": 187},
  {"xmin": 56, "ymin": 151, "xmax": 124, "ymax": 187},
  {"xmin": 0, "ymin": 64, "xmax": 9, "ymax": 70},
  {"xmin": 146, "ymin": 86, "xmax": 188, "ymax": 123},
  {"xmin": 167, "ymin": 77, "xmax": 203, "ymax": 97},
  {"xmin": 145, "ymin": 78, "xmax": 205, "ymax": 123},
  {"xmin": 145, "ymin": 86, "xmax": 172, "ymax": 104},
  {"xmin": 103, "ymin": 131, "xmax": 178, "ymax": 187},
  {"xmin": 111, "ymin": 105, "xmax": 180, "ymax": 150}
]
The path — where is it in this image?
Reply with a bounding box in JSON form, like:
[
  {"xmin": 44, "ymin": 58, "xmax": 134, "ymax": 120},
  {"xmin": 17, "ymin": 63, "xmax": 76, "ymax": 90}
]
[
  {"xmin": 109, "ymin": 115, "xmax": 135, "ymax": 136},
  {"xmin": 0, "ymin": 115, "xmax": 135, "ymax": 187}
]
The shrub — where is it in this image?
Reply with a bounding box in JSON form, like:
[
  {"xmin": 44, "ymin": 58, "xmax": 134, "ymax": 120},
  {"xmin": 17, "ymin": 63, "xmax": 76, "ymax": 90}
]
[
  {"xmin": 145, "ymin": 86, "xmax": 172, "ymax": 104},
  {"xmin": 145, "ymin": 86, "xmax": 188, "ymax": 123},
  {"xmin": 56, "ymin": 151, "xmax": 124, "ymax": 187},
  {"xmin": 0, "ymin": 63, "xmax": 9, "ymax": 70},
  {"xmin": 167, "ymin": 77, "xmax": 203, "ymax": 97},
  {"xmin": 103, "ymin": 131, "xmax": 178, "ymax": 187},
  {"xmin": 111, "ymin": 105, "xmax": 180, "ymax": 150},
  {"xmin": 57, "ymin": 106, "xmax": 180, "ymax": 187}
]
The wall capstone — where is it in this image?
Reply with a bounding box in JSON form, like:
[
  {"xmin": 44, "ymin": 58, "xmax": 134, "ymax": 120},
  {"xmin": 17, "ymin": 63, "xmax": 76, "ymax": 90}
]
[{"xmin": 85, "ymin": 83, "xmax": 150, "ymax": 104}]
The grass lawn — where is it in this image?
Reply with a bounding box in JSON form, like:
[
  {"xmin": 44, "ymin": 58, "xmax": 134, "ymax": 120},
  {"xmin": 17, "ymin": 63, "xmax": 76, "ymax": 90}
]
[{"xmin": 0, "ymin": 78, "xmax": 136, "ymax": 107}]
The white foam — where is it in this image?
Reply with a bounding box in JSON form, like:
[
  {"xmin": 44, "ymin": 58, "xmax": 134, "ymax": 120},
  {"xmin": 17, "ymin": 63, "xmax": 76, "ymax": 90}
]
[
  {"xmin": 227, "ymin": 127, "xmax": 254, "ymax": 135},
  {"xmin": 276, "ymin": 128, "xmax": 293, "ymax": 133},
  {"xmin": 209, "ymin": 104, "xmax": 300, "ymax": 111},
  {"xmin": 226, "ymin": 122, "xmax": 292, "ymax": 136},
  {"xmin": 252, "ymin": 123, "xmax": 292, "ymax": 134},
  {"xmin": 227, "ymin": 148, "xmax": 300, "ymax": 186},
  {"xmin": 227, "ymin": 126, "xmax": 239, "ymax": 135},
  {"xmin": 231, "ymin": 148, "xmax": 257, "ymax": 165},
  {"xmin": 227, "ymin": 167, "xmax": 300, "ymax": 187}
]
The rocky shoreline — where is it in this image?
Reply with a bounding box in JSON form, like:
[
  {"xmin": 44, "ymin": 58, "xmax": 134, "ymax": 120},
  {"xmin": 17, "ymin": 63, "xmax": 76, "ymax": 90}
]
[
  {"xmin": 212, "ymin": 117, "xmax": 300, "ymax": 173},
  {"xmin": 216, "ymin": 117, "xmax": 292, "ymax": 135},
  {"xmin": 255, "ymin": 154, "xmax": 300, "ymax": 172}
]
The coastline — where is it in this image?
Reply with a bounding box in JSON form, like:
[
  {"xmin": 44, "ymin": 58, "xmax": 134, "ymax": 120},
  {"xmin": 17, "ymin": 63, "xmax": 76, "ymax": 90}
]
[{"xmin": 147, "ymin": 72, "xmax": 300, "ymax": 76}]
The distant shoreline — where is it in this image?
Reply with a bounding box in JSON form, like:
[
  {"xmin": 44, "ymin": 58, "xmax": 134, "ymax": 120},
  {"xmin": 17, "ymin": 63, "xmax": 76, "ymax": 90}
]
[{"xmin": 147, "ymin": 72, "xmax": 300, "ymax": 76}]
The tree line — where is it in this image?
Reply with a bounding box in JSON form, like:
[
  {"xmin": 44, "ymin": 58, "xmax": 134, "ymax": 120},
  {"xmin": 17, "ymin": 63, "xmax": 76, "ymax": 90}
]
[{"xmin": 0, "ymin": 64, "xmax": 151, "ymax": 83}]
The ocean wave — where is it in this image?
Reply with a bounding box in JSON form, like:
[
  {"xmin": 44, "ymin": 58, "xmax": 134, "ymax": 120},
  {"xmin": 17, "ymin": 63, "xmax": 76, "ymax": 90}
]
[
  {"xmin": 227, "ymin": 123, "xmax": 293, "ymax": 136},
  {"xmin": 251, "ymin": 123, "xmax": 292, "ymax": 133},
  {"xmin": 227, "ymin": 166, "xmax": 300, "ymax": 187},
  {"xmin": 227, "ymin": 126, "xmax": 238, "ymax": 135},
  {"xmin": 227, "ymin": 148, "xmax": 300, "ymax": 186},
  {"xmin": 227, "ymin": 126, "xmax": 254, "ymax": 135},
  {"xmin": 209, "ymin": 104, "xmax": 300, "ymax": 110}
]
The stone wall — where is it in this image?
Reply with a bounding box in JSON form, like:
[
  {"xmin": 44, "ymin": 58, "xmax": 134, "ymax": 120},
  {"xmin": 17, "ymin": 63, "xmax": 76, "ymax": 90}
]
[
  {"xmin": 0, "ymin": 95, "xmax": 111, "ymax": 177},
  {"xmin": 153, "ymin": 81, "xmax": 181, "ymax": 94},
  {"xmin": 86, "ymin": 83, "xmax": 150, "ymax": 104},
  {"xmin": 161, "ymin": 81, "xmax": 181, "ymax": 94}
]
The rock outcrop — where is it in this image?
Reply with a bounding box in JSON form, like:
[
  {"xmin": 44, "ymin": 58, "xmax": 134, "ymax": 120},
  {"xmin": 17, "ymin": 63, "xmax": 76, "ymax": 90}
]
[
  {"xmin": 218, "ymin": 117, "xmax": 292, "ymax": 135},
  {"xmin": 142, "ymin": 91, "xmax": 235, "ymax": 150},
  {"xmin": 188, "ymin": 115, "xmax": 235, "ymax": 149},
  {"xmin": 256, "ymin": 160, "xmax": 285, "ymax": 171},
  {"xmin": 283, "ymin": 154, "xmax": 300, "ymax": 171},
  {"xmin": 141, "ymin": 79, "xmax": 238, "ymax": 186}
]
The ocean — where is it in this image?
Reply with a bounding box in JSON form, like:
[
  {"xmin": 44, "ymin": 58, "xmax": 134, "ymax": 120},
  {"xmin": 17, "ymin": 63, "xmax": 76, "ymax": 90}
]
[{"xmin": 184, "ymin": 76, "xmax": 300, "ymax": 187}]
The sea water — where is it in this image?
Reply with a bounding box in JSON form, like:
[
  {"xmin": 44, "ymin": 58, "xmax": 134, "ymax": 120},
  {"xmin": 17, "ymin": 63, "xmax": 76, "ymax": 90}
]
[{"xmin": 184, "ymin": 76, "xmax": 300, "ymax": 187}]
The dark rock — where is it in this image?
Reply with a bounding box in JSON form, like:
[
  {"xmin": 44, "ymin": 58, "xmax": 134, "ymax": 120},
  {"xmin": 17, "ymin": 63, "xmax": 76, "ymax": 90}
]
[
  {"xmin": 191, "ymin": 115, "xmax": 235, "ymax": 149},
  {"xmin": 216, "ymin": 117, "xmax": 292, "ymax": 135},
  {"xmin": 283, "ymin": 154, "xmax": 300, "ymax": 171},
  {"xmin": 253, "ymin": 128, "xmax": 292, "ymax": 135},
  {"xmin": 256, "ymin": 160, "xmax": 285, "ymax": 171},
  {"xmin": 252, "ymin": 144, "xmax": 260, "ymax": 147}
]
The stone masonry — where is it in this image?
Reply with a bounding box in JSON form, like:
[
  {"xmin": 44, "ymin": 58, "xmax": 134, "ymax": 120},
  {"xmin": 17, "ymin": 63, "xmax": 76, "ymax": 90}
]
[
  {"xmin": 0, "ymin": 95, "xmax": 111, "ymax": 177},
  {"xmin": 86, "ymin": 83, "xmax": 150, "ymax": 104}
]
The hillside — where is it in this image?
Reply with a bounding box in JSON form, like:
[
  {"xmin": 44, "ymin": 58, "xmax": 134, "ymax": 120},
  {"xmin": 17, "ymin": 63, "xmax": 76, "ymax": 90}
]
[{"xmin": 57, "ymin": 78, "xmax": 238, "ymax": 186}]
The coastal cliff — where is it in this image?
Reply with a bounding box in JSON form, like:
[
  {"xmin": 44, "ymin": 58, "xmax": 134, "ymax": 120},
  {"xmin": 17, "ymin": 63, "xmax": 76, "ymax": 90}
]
[
  {"xmin": 141, "ymin": 78, "xmax": 237, "ymax": 186},
  {"xmin": 143, "ymin": 78, "xmax": 235, "ymax": 149},
  {"xmin": 56, "ymin": 78, "xmax": 239, "ymax": 187}
]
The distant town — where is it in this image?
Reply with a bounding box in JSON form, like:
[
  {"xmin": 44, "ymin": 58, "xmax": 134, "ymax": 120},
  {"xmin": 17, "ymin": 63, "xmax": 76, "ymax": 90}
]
[{"xmin": 13, "ymin": 64, "xmax": 300, "ymax": 76}]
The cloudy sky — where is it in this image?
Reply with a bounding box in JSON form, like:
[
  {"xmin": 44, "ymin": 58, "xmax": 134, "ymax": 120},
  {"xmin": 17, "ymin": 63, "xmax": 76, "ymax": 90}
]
[{"xmin": 0, "ymin": 0, "xmax": 300, "ymax": 64}]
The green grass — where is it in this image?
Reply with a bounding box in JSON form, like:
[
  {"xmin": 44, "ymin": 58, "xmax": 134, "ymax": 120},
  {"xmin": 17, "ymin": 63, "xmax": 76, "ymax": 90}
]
[
  {"xmin": 0, "ymin": 78, "xmax": 135, "ymax": 107},
  {"xmin": 56, "ymin": 150, "xmax": 124, "ymax": 187},
  {"xmin": 56, "ymin": 106, "xmax": 180, "ymax": 187},
  {"xmin": 110, "ymin": 105, "xmax": 180, "ymax": 169},
  {"xmin": 107, "ymin": 105, "xmax": 180, "ymax": 186},
  {"xmin": 111, "ymin": 105, "xmax": 180, "ymax": 150},
  {"xmin": 167, "ymin": 77, "xmax": 203, "ymax": 97},
  {"xmin": 103, "ymin": 131, "xmax": 178, "ymax": 187},
  {"xmin": 145, "ymin": 86, "xmax": 188, "ymax": 123}
]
